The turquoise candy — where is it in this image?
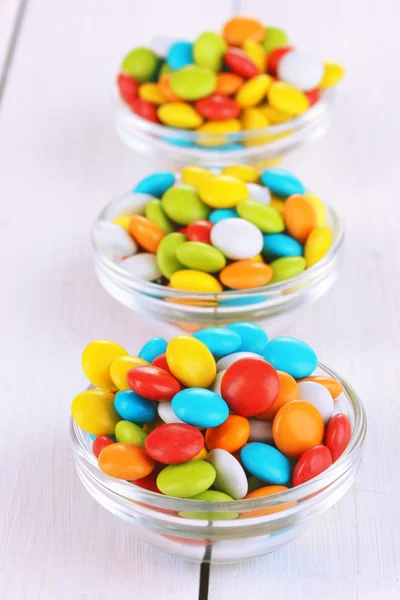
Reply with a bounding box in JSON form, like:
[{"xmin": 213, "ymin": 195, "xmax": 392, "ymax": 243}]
[
  {"xmin": 172, "ymin": 388, "xmax": 229, "ymax": 428},
  {"xmin": 263, "ymin": 336, "xmax": 318, "ymax": 378},
  {"xmin": 134, "ymin": 171, "xmax": 175, "ymax": 197},
  {"xmin": 225, "ymin": 323, "xmax": 269, "ymax": 354},
  {"xmin": 209, "ymin": 209, "xmax": 238, "ymax": 223},
  {"xmin": 263, "ymin": 233, "xmax": 303, "ymax": 258},
  {"xmin": 261, "ymin": 168, "xmax": 305, "ymax": 197},
  {"xmin": 138, "ymin": 337, "xmax": 167, "ymax": 362},
  {"xmin": 167, "ymin": 41, "xmax": 194, "ymax": 70},
  {"xmin": 114, "ymin": 390, "xmax": 156, "ymax": 424},
  {"xmin": 193, "ymin": 327, "xmax": 242, "ymax": 358},
  {"xmin": 175, "ymin": 241, "xmax": 226, "ymax": 272},
  {"xmin": 241, "ymin": 442, "xmax": 291, "ymax": 485}
]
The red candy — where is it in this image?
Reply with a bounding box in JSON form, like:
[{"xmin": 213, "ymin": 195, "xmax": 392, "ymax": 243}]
[
  {"xmin": 145, "ymin": 423, "xmax": 204, "ymax": 464},
  {"xmin": 221, "ymin": 358, "xmax": 280, "ymax": 417},
  {"xmin": 92, "ymin": 435, "xmax": 114, "ymax": 458},
  {"xmin": 224, "ymin": 48, "xmax": 260, "ymax": 79},
  {"xmin": 186, "ymin": 220, "xmax": 214, "ymax": 245},
  {"xmin": 131, "ymin": 98, "xmax": 159, "ymax": 123},
  {"xmin": 152, "ymin": 352, "xmax": 173, "ymax": 375},
  {"xmin": 305, "ymin": 88, "xmax": 321, "ymax": 106},
  {"xmin": 267, "ymin": 46, "xmax": 294, "ymax": 76},
  {"xmin": 195, "ymin": 95, "xmax": 241, "ymax": 121},
  {"xmin": 117, "ymin": 73, "xmax": 139, "ymax": 106},
  {"xmin": 133, "ymin": 464, "xmax": 163, "ymax": 492},
  {"xmin": 324, "ymin": 414, "xmax": 352, "ymax": 462},
  {"xmin": 292, "ymin": 445, "xmax": 332, "ymax": 486},
  {"xmin": 127, "ymin": 365, "xmax": 181, "ymax": 401}
]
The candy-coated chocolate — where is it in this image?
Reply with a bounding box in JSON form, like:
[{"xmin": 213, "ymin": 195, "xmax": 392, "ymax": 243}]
[
  {"xmin": 236, "ymin": 74, "xmax": 272, "ymax": 108},
  {"xmin": 263, "ymin": 233, "xmax": 303, "ymax": 258},
  {"xmin": 261, "ymin": 168, "xmax": 305, "ymax": 197},
  {"xmin": 156, "ymin": 232, "xmax": 187, "ymax": 279},
  {"xmin": 278, "ymin": 51, "xmax": 324, "ymax": 92},
  {"xmin": 158, "ymin": 400, "xmax": 185, "ymax": 424},
  {"xmin": 222, "ymin": 164, "xmax": 260, "ymax": 183},
  {"xmin": 92, "ymin": 435, "xmax": 115, "ymax": 458},
  {"xmin": 152, "ymin": 353, "xmax": 173, "ymax": 375},
  {"xmin": 179, "ymin": 490, "xmax": 238, "ymax": 520},
  {"xmin": 121, "ymin": 47, "xmax": 158, "ymax": 82},
  {"xmin": 209, "ymin": 208, "xmax": 238, "ymax": 223},
  {"xmin": 267, "ymin": 45, "xmax": 294, "ymax": 76},
  {"xmin": 261, "ymin": 27, "xmax": 288, "ymax": 55},
  {"xmin": 115, "ymin": 420, "xmax": 147, "ymax": 447},
  {"xmin": 199, "ymin": 175, "xmax": 249, "ymax": 209},
  {"xmin": 114, "ymin": 389, "xmax": 156, "ymax": 424},
  {"xmin": 186, "ymin": 220, "xmax": 213, "ymax": 244},
  {"xmin": 181, "ymin": 165, "xmax": 213, "ymax": 189},
  {"xmin": 145, "ymin": 423, "xmax": 203, "ymax": 464},
  {"xmin": 131, "ymin": 97, "xmax": 159, "ymax": 122},
  {"xmin": 92, "ymin": 221, "xmax": 137, "ymax": 261},
  {"xmin": 110, "ymin": 355, "xmax": 149, "ymax": 391},
  {"xmin": 195, "ymin": 95, "xmax": 240, "ymax": 121},
  {"xmin": 134, "ymin": 171, "xmax": 175, "ymax": 197},
  {"xmin": 300, "ymin": 376, "xmax": 343, "ymax": 399},
  {"xmin": 192, "ymin": 327, "xmax": 242, "ymax": 358},
  {"xmin": 292, "ymin": 445, "xmax": 332, "ymax": 486},
  {"xmin": 324, "ymin": 414, "xmax": 352, "ymax": 462},
  {"xmin": 246, "ymin": 182, "xmax": 271, "ymax": 203},
  {"xmin": 216, "ymin": 351, "xmax": 263, "ymax": 372},
  {"xmin": 225, "ymin": 322, "xmax": 269, "ymax": 354},
  {"xmin": 156, "ymin": 460, "xmax": 216, "ymax": 497},
  {"xmin": 237, "ymin": 199, "xmax": 285, "ymax": 233},
  {"xmin": 98, "ymin": 443, "xmax": 154, "ymax": 480},
  {"xmin": 273, "ymin": 401, "xmax": 324, "ymax": 458},
  {"xmin": 305, "ymin": 226, "xmax": 333, "ymax": 267},
  {"xmin": 241, "ymin": 442, "xmax": 291, "ymax": 485},
  {"xmin": 224, "ymin": 47, "xmax": 260, "ymax": 79},
  {"xmin": 158, "ymin": 102, "xmax": 203, "ymax": 129},
  {"xmin": 175, "ymin": 241, "xmax": 226, "ymax": 272},
  {"xmin": 139, "ymin": 82, "xmax": 167, "ymax": 105},
  {"xmin": 82, "ymin": 340, "xmax": 128, "ymax": 390},
  {"xmin": 171, "ymin": 65, "xmax": 217, "ymax": 101},
  {"xmin": 220, "ymin": 260, "xmax": 273, "ymax": 289},
  {"xmin": 320, "ymin": 62, "xmax": 345, "ymax": 88},
  {"xmin": 205, "ymin": 414, "xmax": 250, "ymax": 453},
  {"xmin": 243, "ymin": 40, "xmax": 266, "ymax": 73},
  {"xmin": 268, "ymin": 81, "xmax": 309, "ymax": 116},
  {"xmin": 207, "ymin": 449, "xmax": 248, "ymax": 499},
  {"xmin": 129, "ymin": 215, "xmax": 165, "ymax": 253},
  {"xmin": 193, "ymin": 32, "xmax": 227, "ymax": 72},
  {"xmin": 210, "ymin": 218, "xmax": 263, "ymax": 259},
  {"xmin": 263, "ymin": 337, "xmax": 317, "ymax": 378},
  {"xmin": 117, "ymin": 73, "xmax": 138, "ymax": 106},
  {"xmin": 161, "ymin": 184, "xmax": 210, "ymax": 225},
  {"xmin": 138, "ymin": 337, "xmax": 168, "ymax": 363},
  {"xmin": 257, "ymin": 370, "xmax": 298, "ymax": 419},
  {"xmin": 167, "ymin": 41, "xmax": 194, "ymax": 71},
  {"xmin": 120, "ymin": 253, "xmax": 162, "ymax": 281},
  {"xmin": 284, "ymin": 194, "xmax": 317, "ymax": 243},
  {"xmin": 127, "ymin": 365, "xmax": 181, "ymax": 401},
  {"xmin": 269, "ymin": 256, "xmax": 306, "ymax": 283},
  {"xmin": 166, "ymin": 336, "xmax": 216, "ymax": 388},
  {"xmin": 133, "ymin": 464, "xmax": 163, "ymax": 493},
  {"xmin": 242, "ymin": 485, "xmax": 295, "ymax": 518},
  {"xmin": 169, "ymin": 270, "xmax": 223, "ymax": 292},
  {"xmin": 297, "ymin": 381, "xmax": 334, "ymax": 423},
  {"xmin": 172, "ymin": 388, "xmax": 229, "ymax": 428},
  {"xmin": 223, "ymin": 16, "xmax": 265, "ymax": 46},
  {"xmin": 215, "ymin": 72, "xmax": 243, "ymax": 95},
  {"xmin": 71, "ymin": 390, "xmax": 120, "ymax": 436}
]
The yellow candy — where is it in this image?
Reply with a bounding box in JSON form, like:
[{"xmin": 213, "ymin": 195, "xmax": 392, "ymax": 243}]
[
  {"xmin": 158, "ymin": 102, "xmax": 203, "ymax": 129},
  {"xmin": 139, "ymin": 83, "xmax": 167, "ymax": 105},
  {"xmin": 221, "ymin": 164, "xmax": 260, "ymax": 183},
  {"xmin": 304, "ymin": 193, "xmax": 327, "ymax": 227},
  {"xmin": 169, "ymin": 270, "xmax": 223, "ymax": 292},
  {"xmin": 71, "ymin": 390, "xmax": 120, "ymax": 436},
  {"xmin": 251, "ymin": 253, "xmax": 264, "ymax": 262},
  {"xmin": 82, "ymin": 340, "xmax": 128, "ymax": 390},
  {"xmin": 243, "ymin": 40, "xmax": 267, "ymax": 73},
  {"xmin": 241, "ymin": 108, "xmax": 271, "ymax": 147},
  {"xmin": 194, "ymin": 446, "xmax": 208, "ymax": 460},
  {"xmin": 304, "ymin": 226, "xmax": 333, "ymax": 267},
  {"xmin": 166, "ymin": 336, "xmax": 216, "ymax": 388},
  {"xmin": 199, "ymin": 174, "xmax": 249, "ymax": 208},
  {"xmin": 110, "ymin": 355, "xmax": 149, "ymax": 391},
  {"xmin": 268, "ymin": 82, "xmax": 309, "ymax": 116},
  {"xmin": 236, "ymin": 74, "xmax": 272, "ymax": 108},
  {"xmin": 111, "ymin": 216, "xmax": 132, "ymax": 231},
  {"xmin": 258, "ymin": 104, "xmax": 292, "ymax": 124},
  {"xmin": 270, "ymin": 196, "xmax": 285, "ymax": 215},
  {"xmin": 319, "ymin": 62, "xmax": 345, "ymax": 89},
  {"xmin": 196, "ymin": 119, "xmax": 241, "ymax": 147},
  {"xmin": 181, "ymin": 165, "xmax": 214, "ymax": 189},
  {"xmin": 254, "ymin": 157, "xmax": 283, "ymax": 170}
]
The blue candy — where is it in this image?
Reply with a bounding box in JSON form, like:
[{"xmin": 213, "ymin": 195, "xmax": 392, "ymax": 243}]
[
  {"xmin": 114, "ymin": 390, "xmax": 156, "ymax": 424},
  {"xmin": 219, "ymin": 296, "xmax": 267, "ymax": 307},
  {"xmin": 263, "ymin": 337, "xmax": 317, "ymax": 379},
  {"xmin": 209, "ymin": 209, "xmax": 238, "ymax": 223},
  {"xmin": 205, "ymin": 143, "xmax": 243, "ymax": 151},
  {"xmin": 138, "ymin": 337, "xmax": 168, "ymax": 363},
  {"xmin": 263, "ymin": 234, "xmax": 303, "ymax": 258},
  {"xmin": 134, "ymin": 172, "xmax": 175, "ymax": 197},
  {"xmin": 225, "ymin": 322, "xmax": 269, "ymax": 354},
  {"xmin": 162, "ymin": 137, "xmax": 196, "ymax": 148},
  {"xmin": 193, "ymin": 327, "xmax": 241, "ymax": 358},
  {"xmin": 261, "ymin": 169, "xmax": 305, "ymax": 197},
  {"xmin": 172, "ymin": 388, "xmax": 229, "ymax": 428},
  {"xmin": 240, "ymin": 443, "xmax": 291, "ymax": 485},
  {"xmin": 167, "ymin": 41, "xmax": 194, "ymax": 71}
]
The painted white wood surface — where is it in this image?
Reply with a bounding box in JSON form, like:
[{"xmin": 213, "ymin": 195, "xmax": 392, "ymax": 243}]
[
  {"xmin": 0, "ymin": 0, "xmax": 23, "ymax": 83},
  {"xmin": 0, "ymin": 0, "xmax": 399, "ymax": 599}
]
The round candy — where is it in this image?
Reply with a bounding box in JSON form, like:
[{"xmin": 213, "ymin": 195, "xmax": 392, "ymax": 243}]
[
  {"xmin": 237, "ymin": 200, "xmax": 284, "ymax": 233},
  {"xmin": 263, "ymin": 233, "xmax": 303, "ymax": 258},
  {"xmin": 121, "ymin": 47, "xmax": 158, "ymax": 82},
  {"xmin": 269, "ymin": 256, "xmax": 306, "ymax": 283},
  {"xmin": 161, "ymin": 185, "xmax": 210, "ymax": 225},
  {"xmin": 166, "ymin": 336, "xmax": 216, "ymax": 388},
  {"xmin": 332, "ymin": 393, "xmax": 351, "ymax": 417},
  {"xmin": 126, "ymin": 365, "xmax": 181, "ymax": 401},
  {"xmin": 205, "ymin": 414, "xmax": 250, "ymax": 453},
  {"xmin": 207, "ymin": 449, "xmax": 248, "ymax": 499},
  {"xmin": 92, "ymin": 435, "xmax": 114, "ymax": 458},
  {"xmin": 138, "ymin": 337, "xmax": 168, "ymax": 363},
  {"xmin": 210, "ymin": 218, "xmax": 263, "ymax": 259},
  {"xmin": 158, "ymin": 102, "xmax": 203, "ymax": 129},
  {"xmin": 267, "ymin": 45, "xmax": 294, "ymax": 77},
  {"xmin": 133, "ymin": 465, "xmax": 162, "ymax": 493},
  {"xmin": 186, "ymin": 220, "xmax": 213, "ymax": 244},
  {"xmin": 114, "ymin": 389, "xmax": 156, "ymax": 424},
  {"xmin": 98, "ymin": 443, "xmax": 154, "ymax": 480},
  {"xmin": 131, "ymin": 97, "xmax": 159, "ymax": 123},
  {"xmin": 324, "ymin": 414, "xmax": 352, "ymax": 462},
  {"xmin": 156, "ymin": 232, "xmax": 187, "ymax": 279},
  {"xmin": 215, "ymin": 72, "xmax": 243, "ymax": 95},
  {"xmin": 261, "ymin": 169, "xmax": 305, "ymax": 197},
  {"xmin": 236, "ymin": 74, "xmax": 272, "ymax": 108},
  {"xmin": 223, "ymin": 16, "xmax": 265, "ymax": 46},
  {"xmin": 211, "ymin": 370, "xmax": 225, "ymax": 396},
  {"xmin": 157, "ymin": 74, "xmax": 180, "ymax": 102},
  {"xmin": 304, "ymin": 193, "xmax": 327, "ymax": 227},
  {"xmin": 263, "ymin": 337, "xmax": 317, "ymax": 378},
  {"xmin": 300, "ymin": 376, "xmax": 343, "ymax": 399},
  {"xmin": 240, "ymin": 442, "xmax": 291, "ymax": 485},
  {"xmin": 268, "ymin": 81, "xmax": 309, "ymax": 116},
  {"xmin": 181, "ymin": 165, "xmax": 213, "ymax": 189},
  {"xmin": 257, "ymin": 370, "xmax": 298, "ymax": 419},
  {"xmin": 199, "ymin": 175, "xmax": 249, "ymax": 209},
  {"xmin": 243, "ymin": 485, "xmax": 294, "ymax": 518},
  {"xmin": 195, "ymin": 95, "xmax": 240, "ymax": 121},
  {"xmin": 169, "ymin": 270, "xmax": 222, "ymax": 292},
  {"xmin": 261, "ymin": 27, "xmax": 288, "ymax": 55},
  {"xmin": 225, "ymin": 323, "xmax": 269, "ymax": 354},
  {"xmin": 139, "ymin": 82, "xmax": 167, "ymax": 105},
  {"xmin": 179, "ymin": 490, "xmax": 238, "ymax": 521},
  {"xmin": 71, "ymin": 390, "xmax": 120, "ymax": 436},
  {"xmin": 221, "ymin": 358, "xmax": 279, "ymax": 416},
  {"xmin": 224, "ymin": 47, "xmax": 260, "ymax": 79},
  {"xmin": 278, "ymin": 51, "xmax": 324, "ymax": 92},
  {"xmin": 193, "ymin": 32, "xmax": 226, "ymax": 72},
  {"xmin": 222, "ymin": 164, "xmax": 260, "ymax": 184},
  {"xmin": 172, "ymin": 388, "xmax": 229, "ymax": 428},
  {"xmin": 92, "ymin": 221, "xmax": 137, "ymax": 261},
  {"xmin": 192, "ymin": 327, "xmax": 242, "ymax": 358},
  {"xmin": 167, "ymin": 41, "xmax": 194, "ymax": 71},
  {"xmin": 209, "ymin": 208, "xmax": 238, "ymax": 223},
  {"xmin": 152, "ymin": 353, "xmax": 173, "ymax": 374},
  {"xmin": 82, "ymin": 340, "xmax": 128, "ymax": 390},
  {"xmin": 305, "ymin": 226, "xmax": 333, "ymax": 267},
  {"xmin": 157, "ymin": 400, "xmax": 185, "ymax": 424},
  {"xmin": 117, "ymin": 73, "xmax": 138, "ymax": 106},
  {"xmin": 110, "ymin": 355, "xmax": 149, "ymax": 390},
  {"xmin": 320, "ymin": 62, "xmax": 345, "ymax": 88},
  {"xmin": 120, "ymin": 253, "xmax": 162, "ymax": 281},
  {"xmin": 297, "ymin": 381, "xmax": 334, "ymax": 423},
  {"xmin": 171, "ymin": 65, "xmax": 217, "ymax": 101},
  {"xmin": 246, "ymin": 183, "xmax": 271, "ymax": 204},
  {"xmin": 292, "ymin": 445, "xmax": 333, "ymax": 486},
  {"xmin": 243, "ymin": 40, "xmax": 267, "ymax": 72},
  {"xmin": 156, "ymin": 460, "xmax": 216, "ymax": 497},
  {"xmin": 273, "ymin": 401, "xmax": 324, "ymax": 458},
  {"xmin": 175, "ymin": 241, "xmax": 226, "ymax": 272},
  {"xmin": 220, "ymin": 260, "xmax": 273, "ymax": 289},
  {"xmin": 283, "ymin": 194, "xmax": 317, "ymax": 243},
  {"xmin": 145, "ymin": 423, "xmax": 203, "ymax": 464},
  {"xmin": 129, "ymin": 215, "xmax": 165, "ymax": 253},
  {"xmin": 216, "ymin": 351, "xmax": 263, "ymax": 372},
  {"xmin": 134, "ymin": 171, "xmax": 175, "ymax": 197},
  {"xmin": 115, "ymin": 420, "xmax": 147, "ymax": 446}
]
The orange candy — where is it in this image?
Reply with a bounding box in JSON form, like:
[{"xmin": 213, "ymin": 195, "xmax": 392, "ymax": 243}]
[
  {"xmin": 98, "ymin": 443, "xmax": 155, "ymax": 480},
  {"xmin": 223, "ymin": 16, "xmax": 265, "ymax": 47},
  {"xmin": 129, "ymin": 215, "xmax": 165, "ymax": 253},
  {"xmin": 257, "ymin": 371, "xmax": 298, "ymax": 420},
  {"xmin": 158, "ymin": 74, "xmax": 180, "ymax": 102},
  {"xmin": 241, "ymin": 485, "xmax": 296, "ymax": 518},
  {"xmin": 273, "ymin": 401, "xmax": 324, "ymax": 458},
  {"xmin": 215, "ymin": 72, "xmax": 244, "ymax": 96},
  {"xmin": 205, "ymin": 414, "xmax": 250, "ymax": 453},
  {"xmin": 219, "ymin": 260, "xmax": 273, "ymax": 289},
  {"xmin": 300, "ymin": 376, "xmax": 343, "ymax": 399},
  {"xmin": 283, "ymin": 194, "xmax": 317, "ymax": 243}
]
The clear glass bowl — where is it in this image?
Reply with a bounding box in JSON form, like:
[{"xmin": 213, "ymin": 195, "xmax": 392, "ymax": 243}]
[
  {"xmin": 70, "ymin": 363, "xmax": 366, "ymax": 564},
  {"xmin": 92, "ymin": 192, "xmax": 344, "ymax": 334},
  {"xmin": 114, "ymin": 90, "xmax": 334, "ymax": 169}
]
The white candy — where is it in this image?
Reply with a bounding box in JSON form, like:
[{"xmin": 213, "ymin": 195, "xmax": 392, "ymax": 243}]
[
  {"xmin": 210, "ymin": 218, "xmax": 263, "ymax": 260},
  {"xmin": 297, "ymin": 381, "xmax": 334, "ymax": 423},
  {"xmin": 92, "ymin": 221, "xmax": 137, "ymax": 261},
  {"xmin": 247, "ymin": 183, "xmax": 271, "ymax": 204},
  {"xmin": 248, "ymin": 418, "xmax": 273, "ymax": 443},
  {"xmin": 207, "ymin": 449, "xmax": 248, "ymax": 499},
  {"xmin": 119, "ymin": 253, "xmax": 161, "ymax": 281},
  {"xmin": 278, "ymin": 51, "xmax": 324, "ymax": 92},
  {"xmin": 158, "ymin": 401, "xmax": 185, "ymax": 424},
  {"xmin": 332, "ymin": 392, "xmax": 350, "ymax": 417},
  {"xmin": 216, "ymin": 352, "xmax": 263, "ymax": 372},
  {"xmin": 110, "ymin": 193, "xmax": 153, "ymax": 218},
  {"xmin": 211, "ymin": 370, "xmax": 226, "ymax": 395}
]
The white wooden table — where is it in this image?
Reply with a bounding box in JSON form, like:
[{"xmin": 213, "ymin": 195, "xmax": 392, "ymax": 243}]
[{"xmin": 1, "ymin": 1, "xmax": 399, "ymax": 598}]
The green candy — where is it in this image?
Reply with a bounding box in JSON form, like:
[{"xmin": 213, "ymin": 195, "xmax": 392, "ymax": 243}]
[
  {"xmin": 261, "ymin": 27, "xmax": 288, "ymax": 56},
  {"xmin": 157, "ymin": 232, "xmax": 187, "ymax": 279},
  {"xmin": 179, "ymin": 490, "xmax": 238, "ymax": 520},
  {"xmin": 237, "ymin": 200, "xmax": 285, "ymax": 233},
  {"xmin": 157, "ymin": 460, "xmax": 216, "ymax": 498},
  {"xmin": 121, "ymin": 47, "xmax": 158, "ymax": 82},
  {"xmin": 145, "ymin": 199, "xmax": 174, "ymax": 234},
  {"xmin": 269, "ymin": 256, "xmax": 306, "ymax": 283},
  {"xmin": 161, "ymin": 184, "xmax": 210, "ymax": 225},
  {"xmin": 176, "ymin": 241, "xmax": 226, "ymax": 273},
  {"xmin": 171, "ymin": 65, "xmax": 217, "ymax": 101},
  {"xmin": 115, "ymin": 420, "xmax": 147, "ymax": 447},
  {"xmin": 193, "ymin": 32, "xmax": 227, "ymax": 72}
]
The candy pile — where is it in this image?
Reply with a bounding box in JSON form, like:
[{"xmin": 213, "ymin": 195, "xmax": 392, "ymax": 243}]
[
  {"xmin": 71, "ymin": 324, "xmax": 352, "ymax": 515},
  {"xmin": 93, "ymin": 166, "xmax": 333, "ymax": 292},
  {"xmin": 117, "ymin": 15, "xmax": 344, "ymax": 146}
]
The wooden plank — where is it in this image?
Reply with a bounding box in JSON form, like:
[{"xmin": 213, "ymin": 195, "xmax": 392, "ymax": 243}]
[{"xmin": 0, "ymin": 0, "xmax": 26, "ymax": 99}]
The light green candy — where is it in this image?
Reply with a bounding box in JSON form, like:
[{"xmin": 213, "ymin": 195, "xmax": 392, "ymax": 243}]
[
  {"xmin": 115, "ymin": 420, "xmax": 147, "ymax": 447},
  {"xmin": 193, "ymin": 32, "xmax": 227, "ymax": 72},
  {"xmin": 176, "ymin": 241, "xmax": 226, "ymax": 273},
  {"xmin": 179, "ymin": 490, "xmax": 238, "ymax": 520},
  {"xmin": 145, "ymin": 199, "xmax": 174, "ymax": 234},
  {"xmin": 171, "ymin": 65, "xmax": 217, "ymax": 101},
  {"xmin": 261, "ymin": 27, "xmax": 288, "ymax": 56},
  {"xmin": 237, "ymin": 200, "xmax": 285, "ymax": 233},
  {"xmin": 157, "ymin": 232, "xmax": 187, "ymax": 279},
  {"xmin": 161, "ymin": 185, "xmax": 210, "ymax": 225},
  {"xmin": 157, "ymin": 460, "xmax": 216, "ymax": 498},
  {"xmin": 269, "ymin": 256, "xmax": 306, "ymax": 283},
  {"xmin": 121, "ymin": 47, "xmax": 158, "ymax": 82}
]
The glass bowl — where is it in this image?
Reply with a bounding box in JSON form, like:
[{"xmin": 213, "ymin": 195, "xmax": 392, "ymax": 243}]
[{"xmin": 70, "ymin": 363, "xmax": 366, "ymax": 564}]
